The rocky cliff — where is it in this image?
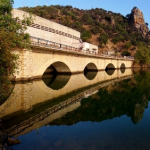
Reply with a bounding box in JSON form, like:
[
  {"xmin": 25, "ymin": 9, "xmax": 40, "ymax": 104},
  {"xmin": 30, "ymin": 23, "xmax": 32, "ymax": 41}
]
[{"xmin": 130, "ymin": 7, "xmax": 149, "ymax": 37}]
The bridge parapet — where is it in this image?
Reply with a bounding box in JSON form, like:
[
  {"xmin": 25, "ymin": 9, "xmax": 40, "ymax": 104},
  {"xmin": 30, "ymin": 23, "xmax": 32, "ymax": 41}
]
[{"xmin": 30, "ymin": 36, "xmax": 134, "ymax": 60}]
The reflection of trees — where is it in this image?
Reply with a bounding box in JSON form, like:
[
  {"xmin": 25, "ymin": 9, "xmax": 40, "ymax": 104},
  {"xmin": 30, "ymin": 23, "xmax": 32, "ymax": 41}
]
[
  {"xmin": 50, "ymin": 70, "xmax": 150, "ymax": 125},
  {"xmin": 0, "ymin": 78, "xmax": 14, "ymax": 105}
]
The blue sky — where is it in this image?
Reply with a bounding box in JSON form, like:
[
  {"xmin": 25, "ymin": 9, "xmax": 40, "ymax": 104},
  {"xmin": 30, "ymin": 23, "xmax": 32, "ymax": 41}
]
[{"xmin": 13, "ymin": 0, "xmax": 150, "ymax": 27}]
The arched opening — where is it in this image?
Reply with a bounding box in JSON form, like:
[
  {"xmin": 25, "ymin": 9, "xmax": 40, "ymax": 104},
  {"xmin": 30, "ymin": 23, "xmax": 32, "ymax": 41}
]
[
  {"xmin": 42, "ymin": 61, "xmax": 71, "ymax": 90},
  {"xmin": 84, "ymin": 63, "xmax": 98, "ymax": 80},
  {"xmin": 43, "ymin": 61, "xmax": 71, "ymax": 76},
  {"xmin": 120, "ymin": 63, "xmax": 126, "ymax": 74},
  {"xmin": 120, "ymin": 63, "xmax": 126, "ymax": 69},
  {"xmin": 105, "ymin": 63, "xmax": 115, "ymax": 75}
]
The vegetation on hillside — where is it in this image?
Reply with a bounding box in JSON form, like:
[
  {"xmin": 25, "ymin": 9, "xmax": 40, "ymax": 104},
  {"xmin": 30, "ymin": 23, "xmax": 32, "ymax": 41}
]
[
  {"xmin": 0, "ymin": 0, "xmax": 32, "ymax": 101},
  {"xmin": 20, "ymin": 6, "xmax": 150, "ymax": 47}
]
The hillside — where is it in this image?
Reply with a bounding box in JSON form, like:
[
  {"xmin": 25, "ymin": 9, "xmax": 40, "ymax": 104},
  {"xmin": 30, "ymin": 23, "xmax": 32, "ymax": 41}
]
[{"xmin": 19, "ymin": 5, "xmax": 150, "ymax": 57}]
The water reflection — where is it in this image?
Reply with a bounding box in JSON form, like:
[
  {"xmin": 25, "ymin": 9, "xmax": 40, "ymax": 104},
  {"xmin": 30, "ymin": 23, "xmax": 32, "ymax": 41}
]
[
  {"xmin": 0, "ymin": 69, "xmax": 132, "ymax": 132},
  {"xmin": 42, "ymin": 74, "xmax": 71, "ymax": 90},
  {"xmin": 105, "ymin": 68, "xmax": 115, "ymax": 75},
  {"xmin": 84, "ymin": 71, "xmax": 97, "ymax": 80},
  {"xmin": 0, "ymin": 69, "xmax": 137, "ymax": 149},
  {"xmin": 120, "ymin": 68, "xmax": 125, "ymax": 73},
  {"xmin": 50, "ymin": 70, "xmax": 150, "ymax": 125}
]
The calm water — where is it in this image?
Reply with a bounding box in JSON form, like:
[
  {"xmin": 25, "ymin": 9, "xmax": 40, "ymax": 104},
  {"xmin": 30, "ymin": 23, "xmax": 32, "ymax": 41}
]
[{"xmin": 1, "ymin": 69, "xmax": 150, "ymax": 150}]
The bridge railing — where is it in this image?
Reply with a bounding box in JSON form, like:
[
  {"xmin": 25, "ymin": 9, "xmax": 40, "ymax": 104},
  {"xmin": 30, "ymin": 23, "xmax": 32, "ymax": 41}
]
[{"xmin": 30, "ymin": 36, "xmax": 134, "ymax": 60}]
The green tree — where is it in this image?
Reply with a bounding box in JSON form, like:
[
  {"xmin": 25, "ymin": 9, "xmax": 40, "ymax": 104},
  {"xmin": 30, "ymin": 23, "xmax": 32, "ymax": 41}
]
[
  {"xmin": 135, "ymin": 47, "xmax": 150, "ymax": 67},
  {"xmin": 0, "ymin": 0, "xmax": 32, "ymax": 101},
  {"xmin": 81, "ymin": 30, "xmax": 91, "ymax": 42},
  {"xmin": 99, "ymin": 33, "xmax": 108, "ymax": 47}
]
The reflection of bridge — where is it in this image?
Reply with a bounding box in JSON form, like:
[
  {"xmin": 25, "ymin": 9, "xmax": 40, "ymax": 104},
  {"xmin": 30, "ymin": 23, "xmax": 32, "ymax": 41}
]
[
  {"xmin": 2, "ymin": 69, "xmax": 133, "ymax": 117},
  {"xmin": 1, "ymin": 69, "xmax": 133, "ymax": 137},
  {"xmin": 11, "ymin": 9, "xmax": 133, "ymax": 81}
]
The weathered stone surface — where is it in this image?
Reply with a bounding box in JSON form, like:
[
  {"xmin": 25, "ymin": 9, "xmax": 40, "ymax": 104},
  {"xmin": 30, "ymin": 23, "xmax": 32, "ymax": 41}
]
[
  {"xmin": 131, "ymin": 7, "xmax": 145, "ymax": 25},
  {"xmin": 130, "ymin": 7, "xmax": 149, "ymax": 36},
  {"xmin": 140, "ymin": 24, "xmax": 149, "ymax": 36}
]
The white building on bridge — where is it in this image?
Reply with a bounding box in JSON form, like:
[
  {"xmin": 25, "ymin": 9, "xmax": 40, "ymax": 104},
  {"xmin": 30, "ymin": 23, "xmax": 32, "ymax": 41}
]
[{"xmin": 12, "ymin": 9, "xmax": 98, "ymax": 53}]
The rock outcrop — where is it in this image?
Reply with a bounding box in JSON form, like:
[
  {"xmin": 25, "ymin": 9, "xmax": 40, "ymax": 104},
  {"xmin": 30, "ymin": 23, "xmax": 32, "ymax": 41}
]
[
  {"xmin": 130, "ymin": 7, "xmax": 149, "ymax": 37},
  {"xmin": 111, "ymin": 16, "xmax": 115, "ymax": 26}
]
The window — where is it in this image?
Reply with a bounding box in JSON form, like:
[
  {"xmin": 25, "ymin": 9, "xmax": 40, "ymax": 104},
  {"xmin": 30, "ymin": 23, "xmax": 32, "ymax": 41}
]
[
  {"xmin": 49, "ymin": 28, "xmax": 52, "ymax": 32},
  {"xmin": 41, "ymin": 26, "xmax": 45, "ymax": 30},
  {"xmin": 56, "ymin": 30, "xmax": 59, "ymax": 34},
  {"xmin": 52, "ymin": 29, "xmax": 55, "ymax": 33},
  {"xmin": 59, "ymin": 31, "xmax": 62, "ymax": 35},
  {"xmin": 45, "ymin": 27, "xmax": 49, "ymax": 31}
]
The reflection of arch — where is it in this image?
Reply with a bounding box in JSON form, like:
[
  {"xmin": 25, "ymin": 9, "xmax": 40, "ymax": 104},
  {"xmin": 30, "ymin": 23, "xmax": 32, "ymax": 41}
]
[
  {"xmin": 36, "ymin": 58, "xmax": 73, "ymax": 77},
  {"xmin": 105, "ymin": 63, "xmax": 115, "ymax": 76},
  {"xmin": 43, "ymin": 75, "xmax": 71, "ymax": 90},
  {"xmin": 84, "ymin": 72, "xmax": 97, "ymax": 80},
  {"xmin": 105, "ymin": 69, "xmax": 115, "ymax": 75}
]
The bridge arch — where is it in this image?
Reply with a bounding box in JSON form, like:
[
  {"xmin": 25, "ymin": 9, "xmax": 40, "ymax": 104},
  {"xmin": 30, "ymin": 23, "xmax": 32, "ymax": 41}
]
[
  {"xmin": 120, "ymin": 63, "xmax": 126, "ymax": 69},
  {"xmin": 105, "ymin": 63, "xmax": 115, "ymax": 76},
  {"xmin": 105, "ymin": 63, "xmax": 115, "ymax": 70},
  {"xmin": 47, "ymin": 61, "xmax": 71, "ymax": 74},
  {"xmin": 120, "ymin": 63, "xmax": 126, "ymax": 74},
  {"xmin": 84, "ymin": 62, "xmax": 98, "ymax": 72},
  {"xmin": 83, "ymin": 62, "xmax": 98, "ymax": 80},
  {"xmin": 36, "ymin": 58, "xmax": 74, "ymax": 77}
]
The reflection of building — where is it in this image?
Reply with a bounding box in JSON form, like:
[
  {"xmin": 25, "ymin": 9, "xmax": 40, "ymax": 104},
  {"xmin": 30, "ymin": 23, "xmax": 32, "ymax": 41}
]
[{"xmin": 12, "ymin": 9, "xmax": 98, "ymax": 53}]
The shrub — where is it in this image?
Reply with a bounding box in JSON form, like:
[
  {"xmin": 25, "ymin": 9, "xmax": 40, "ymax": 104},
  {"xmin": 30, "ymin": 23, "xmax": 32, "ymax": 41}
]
[
  {"xmin": 124, "ymin": 41, "xmax": 132, "ymax": 49},
  {"xmin": 81, "ymin": 30, "xmax": 92, "ymax": 42},
  {"xmin": 121, "ymin": 50, "xmax": 131, "ymax": 56},
  {"xmin": 99, "ymin": 33, "xmax": 108, "ymax": 45},
  {"xmin": 91, "ymin": 26, "xmax": 102, "ymax": 34}
]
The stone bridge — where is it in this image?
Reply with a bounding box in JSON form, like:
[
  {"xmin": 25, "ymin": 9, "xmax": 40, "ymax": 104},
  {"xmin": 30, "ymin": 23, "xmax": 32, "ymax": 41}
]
[{"xmin": 12, "ymin": 37, "xmax": 133, "ymax": 81}]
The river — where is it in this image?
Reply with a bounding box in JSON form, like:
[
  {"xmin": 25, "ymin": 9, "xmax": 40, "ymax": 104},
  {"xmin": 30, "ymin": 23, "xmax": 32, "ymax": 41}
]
[{"xmin": 1, "ymin": 69, "xmax": 150, "ymax": 150}]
